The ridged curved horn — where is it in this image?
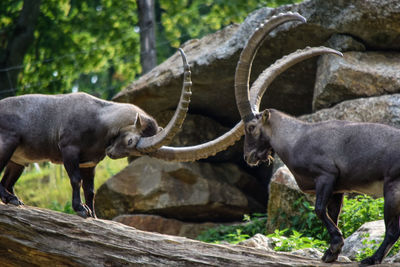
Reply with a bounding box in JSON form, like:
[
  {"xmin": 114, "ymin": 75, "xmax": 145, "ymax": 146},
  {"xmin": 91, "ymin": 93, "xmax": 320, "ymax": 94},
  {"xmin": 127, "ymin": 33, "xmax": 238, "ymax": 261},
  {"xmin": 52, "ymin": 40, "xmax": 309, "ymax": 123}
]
[
  {"xmin": 250, "ymin": 46, "xmax": 343, "ymax": 112},
  {"xmin": 235, "ymin": 12, "xmax": 306, "ymax": 122},
  {"xmin": 146, "ymin": 47, "xmax": 342, "ymax": 162},
  {"xmin": 135, "ymin": 48, "xmax": 192, "ymax": 152},
  {"xmin": 147, "ymin": 122, "xmax": 244, "ymax": 161},
  {"xmin": 138, "ymin": 14, "xmax": 342, "ymax": 162}
]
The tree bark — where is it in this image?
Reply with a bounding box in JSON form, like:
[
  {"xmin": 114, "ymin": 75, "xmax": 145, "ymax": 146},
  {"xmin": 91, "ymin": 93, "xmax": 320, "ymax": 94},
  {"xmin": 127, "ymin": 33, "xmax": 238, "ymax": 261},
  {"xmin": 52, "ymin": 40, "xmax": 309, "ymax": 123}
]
[
  {"xmin": 136, "ymin": 0, "xmax": 157, "ymax": 74},
  {"xmin": 0, "ymin": 203, "xmax": 346, "ymax": 267},
  {"xmin": 0, "ymin": 0, "xmax": 41, "ymax": 98}
]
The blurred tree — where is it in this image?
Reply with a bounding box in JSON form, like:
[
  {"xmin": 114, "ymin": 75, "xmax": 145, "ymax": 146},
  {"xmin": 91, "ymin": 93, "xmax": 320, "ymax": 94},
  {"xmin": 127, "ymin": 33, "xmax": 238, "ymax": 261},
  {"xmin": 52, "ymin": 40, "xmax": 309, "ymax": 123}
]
[
  {"xmin": 0, "ymin": 0, "xmax": 140, "ymax": 99},
  {"xmin": 137, "ymin": 0, "xmax": 157, "ymax": 74},
  {"xmin": 158, "ymin": 0, "xmax": 303, "ymax": 48},
  {"xmin": 0, "ymin": 0, "xmax": 41, "ymax": 98}
]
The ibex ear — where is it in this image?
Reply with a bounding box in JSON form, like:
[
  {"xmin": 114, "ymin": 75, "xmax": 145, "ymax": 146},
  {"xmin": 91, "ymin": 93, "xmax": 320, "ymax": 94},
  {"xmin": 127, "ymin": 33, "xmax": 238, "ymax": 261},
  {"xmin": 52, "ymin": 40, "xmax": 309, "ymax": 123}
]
[
  {"xmin": 262, "ymin": 109, "xmax": 270, "ymax": 123},
  {"xmin": 133, "ymin": 113, "xmax": 142, "ymax": 129}
]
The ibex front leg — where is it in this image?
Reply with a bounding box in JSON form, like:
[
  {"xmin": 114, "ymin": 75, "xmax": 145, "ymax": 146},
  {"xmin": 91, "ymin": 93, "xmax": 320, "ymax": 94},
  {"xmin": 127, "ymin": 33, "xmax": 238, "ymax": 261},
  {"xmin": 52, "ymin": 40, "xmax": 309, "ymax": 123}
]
[
  {"xmin": 61, "ymin": 145, "xmax": 92, "ymax": 218},
  {"xmin": 327, "ymin": 193, "xmax": 344, "ymax": 227},
  {"xmin": 314, "ymin": 175, "xmax": 344, "ymax": 263}
]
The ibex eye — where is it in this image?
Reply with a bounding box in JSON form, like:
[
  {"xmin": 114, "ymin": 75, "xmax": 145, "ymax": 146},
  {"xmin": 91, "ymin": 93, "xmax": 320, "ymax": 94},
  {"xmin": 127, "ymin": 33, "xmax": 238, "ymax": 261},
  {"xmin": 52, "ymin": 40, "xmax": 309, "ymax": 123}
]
[
  {"xmin": 128, "ymin": 139, "xmax": 133, "ymax": 146},
  {"xmin": 247, "ymin": 125, "xmax": 255, "ymax": 132}
]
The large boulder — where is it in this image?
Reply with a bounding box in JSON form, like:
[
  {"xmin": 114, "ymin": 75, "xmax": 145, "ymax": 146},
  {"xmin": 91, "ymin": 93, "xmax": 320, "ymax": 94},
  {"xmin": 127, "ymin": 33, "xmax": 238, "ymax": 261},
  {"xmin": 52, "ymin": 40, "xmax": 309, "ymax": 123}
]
[
  {"xmin": 341, "ymin": 220, "xmax": 385, "ymax": 261},
  {"xmin": 313, "ymin": 52, "xmax": 400, "ymax": 110},
  {"xmin": 114, "ymin": 0, "xmax": 400, "ymax": 124},
  {"xmin": 95, "ymin": 156, "xmax": 267, "ymax": 221},
  {"xmin": 301, "ymin": 94, "xmax": 400, "ymax": 129}
]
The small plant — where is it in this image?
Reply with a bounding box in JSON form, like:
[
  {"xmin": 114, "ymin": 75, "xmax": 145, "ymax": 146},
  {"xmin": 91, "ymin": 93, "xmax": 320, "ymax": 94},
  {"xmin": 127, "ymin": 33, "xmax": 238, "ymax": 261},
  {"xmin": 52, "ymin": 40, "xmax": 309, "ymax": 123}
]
[
  {"xmin": 267, "ymin": 229, "xmax": 327, "ymax": 252},
  {"xmin": 289, "ymin": 197, "xmax": 328, "ymax": 241},
  {"xmin": 198, "ymin": 194, "xmax": 386, "ymax": 252},
  {"xmin": 196, "ymin": 213, "xmax": 267, "ymax": 244},
  {"xmin": 49, "ymin": 200, "xmax": 74, "ymax": 214},
  {"xmin": 339, "ymin": 195, "xmax": 384, "ymax": 238},
  {"xmin": 224, "ymin": 229, "xmax": 250, "ymax": 244},
  {"xmin": 355, "ymin": 233, "xmax": 400, "ymax": 260},
  {"xmin": 277, "ymin": 194, "xmax": 385, "ymax": 241}
]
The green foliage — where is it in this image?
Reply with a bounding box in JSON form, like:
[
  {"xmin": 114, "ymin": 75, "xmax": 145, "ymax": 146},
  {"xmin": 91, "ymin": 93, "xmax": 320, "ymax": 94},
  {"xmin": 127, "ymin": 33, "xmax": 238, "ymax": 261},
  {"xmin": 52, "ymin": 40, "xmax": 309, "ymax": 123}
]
[
  {"xmin": 25, "ymin": 0, "xmax": 140, "ymax": 98},
  {"xmin": 159, "ymin": 0, "xmax": 303, "ymax": 48},
  {"xmin": 1, "ymin": 0, "xmax": 140, "ymax": 98},
  {"xmin": 49, "ymin": 200, "xmax": 74, "ymax": 214},
  {"xmin": 274, "ymin": 195, "xmax": 384, "ymax": 242},
  {"xmin": 276, "ymin": 196, "xmax": 329, "ymax": 241},
  {"xmin": 354, "ymin": 232, "xmax": 400, "ymax": 260},
  {"xmin": 339, "ymin": 195, "xmax": 384, "ymax": 237},
  {"xmin": 354, "ymin": 233, "xmax": 379, "ymax": 261},
  {"xmin": 1, "ymin": 0, "xmax": 304, "ymax": 97},
  {"xmin": 267, "ymin": 229, "xmax": 327, "ymax": 252},
  {"xmin": 196, "ymin": 213, "xmax": 267, "ymax": 244},
  {"xmin": 13, "ymin": 157, "xmax": 128, "ymax": 212},
  {"xmin": 198, "ymin": 194, "xmax": 386, "ymax": 255}
]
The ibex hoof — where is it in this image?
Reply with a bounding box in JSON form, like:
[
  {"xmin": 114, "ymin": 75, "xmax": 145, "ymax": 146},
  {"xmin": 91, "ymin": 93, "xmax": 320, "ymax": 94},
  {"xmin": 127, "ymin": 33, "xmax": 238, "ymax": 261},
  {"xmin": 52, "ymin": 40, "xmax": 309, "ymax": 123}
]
[
  {"xmin": 322, "ymin": 249, "xmax": 339, "ymax": 263},
  {"xmin": 75, "ymin": 203, "xmax": 93, "ymax": 219},
  {"xmin": 9, "ymin": 198, "xmax": 23, "ymax": 206},
  {"xmin": 2, "ymin": 194, "xmax": 23, "ymax": 206},
  {"xmin": 360, "ymin": 256, "xmax": 379, "ymax": 266}
]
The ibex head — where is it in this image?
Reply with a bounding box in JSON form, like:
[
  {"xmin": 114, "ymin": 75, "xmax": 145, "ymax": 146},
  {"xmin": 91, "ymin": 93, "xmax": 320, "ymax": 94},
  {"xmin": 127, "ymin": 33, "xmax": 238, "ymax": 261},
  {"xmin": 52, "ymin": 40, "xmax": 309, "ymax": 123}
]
[
  {"xmin": 234, "ymin": 13, "xmax": 342, "ymax": 166},
  {"xmin": 243, "ymin": 110, "xmax": 273, "ymax": 166},
  {"xmin": 106, "ymin": 113, "xmax": 160, "ymax": 159}
]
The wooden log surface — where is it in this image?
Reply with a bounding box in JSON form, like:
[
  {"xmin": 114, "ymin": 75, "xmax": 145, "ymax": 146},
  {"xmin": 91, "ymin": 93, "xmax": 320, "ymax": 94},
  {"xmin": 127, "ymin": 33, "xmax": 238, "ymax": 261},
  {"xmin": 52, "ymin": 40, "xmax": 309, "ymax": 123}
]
[{"xmin": 0, "ymin": 203, "xmax": 358, "ymax": 266}]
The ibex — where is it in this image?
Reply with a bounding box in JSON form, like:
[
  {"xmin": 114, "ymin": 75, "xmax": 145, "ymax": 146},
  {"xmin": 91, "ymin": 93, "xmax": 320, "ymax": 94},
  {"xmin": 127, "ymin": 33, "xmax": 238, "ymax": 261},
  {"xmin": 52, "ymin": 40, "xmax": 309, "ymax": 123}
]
[
  {"xmin": 235, "ymin": 12, "xmax": 400, "ymax": 265},
  {"xmin": 0, "ymin": 49, "xmax": 193, "ymax": 218}
]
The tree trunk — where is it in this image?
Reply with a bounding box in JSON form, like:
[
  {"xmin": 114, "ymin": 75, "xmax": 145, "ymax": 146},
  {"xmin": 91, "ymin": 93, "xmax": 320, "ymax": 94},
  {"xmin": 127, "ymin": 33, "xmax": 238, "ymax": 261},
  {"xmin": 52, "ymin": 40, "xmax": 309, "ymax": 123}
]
[
  {"xmin": 136, "ymin": 0, "xmax": 157, "ymax": 74},
  {"xmin": 0, "ymin": 0, "xmax": 41, "ymax": 98},
  {"xmin": 0, "ymin": 203, "xmax": 342, "ymax": 266}
]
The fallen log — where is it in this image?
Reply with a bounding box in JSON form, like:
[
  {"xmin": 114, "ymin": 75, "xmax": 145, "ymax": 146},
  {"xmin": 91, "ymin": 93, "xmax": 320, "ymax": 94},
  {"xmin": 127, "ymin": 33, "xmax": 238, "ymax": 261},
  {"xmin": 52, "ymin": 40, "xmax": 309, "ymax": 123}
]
[{"xmin": 0, "ymin": 203, "xmax": 355, "ymax": 266}]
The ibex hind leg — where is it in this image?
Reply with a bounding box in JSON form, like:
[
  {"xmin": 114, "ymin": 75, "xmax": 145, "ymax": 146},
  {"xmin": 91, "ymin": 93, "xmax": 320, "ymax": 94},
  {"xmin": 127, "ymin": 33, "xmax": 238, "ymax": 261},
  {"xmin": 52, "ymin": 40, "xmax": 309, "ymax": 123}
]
[
  {"xmin": 81, "ymin": 166, "xmax": 96, "ymax": 218},
  {"xmin": 321, "ymin": 193, "xmax": 345, "ymax": 262},
  {"xmin": 0, "ymin": 133, "xmax": 21, "ymax": 205},
  {"xmin": 360, "ymin": 178, "xmax": 400, "ymax": 266},
  {"xmin": 1, "ymin": 161, "xmax": 24, "ymax": 205},
  {"xmin": 314, "ymin": 175, "xmax": 344, "ymax": 263}
]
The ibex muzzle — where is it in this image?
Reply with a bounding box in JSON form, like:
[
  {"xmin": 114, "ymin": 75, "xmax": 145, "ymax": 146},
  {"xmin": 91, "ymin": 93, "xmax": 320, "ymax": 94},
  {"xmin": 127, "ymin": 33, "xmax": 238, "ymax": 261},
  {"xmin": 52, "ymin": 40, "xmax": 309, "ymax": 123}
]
[{"xmin": 243, "ymin": 110, "xmax": 273, "ymax": 166}]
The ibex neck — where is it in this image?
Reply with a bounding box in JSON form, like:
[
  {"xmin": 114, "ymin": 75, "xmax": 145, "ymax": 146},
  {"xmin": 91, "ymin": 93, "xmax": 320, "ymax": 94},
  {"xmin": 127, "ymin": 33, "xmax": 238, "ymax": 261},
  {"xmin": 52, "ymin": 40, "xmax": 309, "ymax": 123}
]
[{"xmin": 269, "ymin": 110, "xmax": 305, "ymax": 163}]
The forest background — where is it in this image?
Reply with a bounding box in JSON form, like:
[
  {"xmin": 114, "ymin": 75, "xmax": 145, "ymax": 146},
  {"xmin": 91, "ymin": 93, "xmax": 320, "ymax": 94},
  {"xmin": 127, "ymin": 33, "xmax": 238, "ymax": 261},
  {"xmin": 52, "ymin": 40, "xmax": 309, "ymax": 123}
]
[{"xmin": 0, "ymin": 0, "xmax": 301, "ymax": 100}]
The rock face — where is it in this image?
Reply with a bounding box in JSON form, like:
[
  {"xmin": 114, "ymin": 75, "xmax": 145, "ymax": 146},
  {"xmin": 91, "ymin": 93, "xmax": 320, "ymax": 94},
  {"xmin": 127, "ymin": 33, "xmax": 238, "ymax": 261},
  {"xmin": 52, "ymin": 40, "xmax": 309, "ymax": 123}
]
[
  {"xmin": 266, "ymin": 166, "xmax": 315, "ymax": 234},
  {"xmin": 301, "ymin": 94, "xmax": 400, "ymax": 129},
  {"xmin": 341, "ymin": 220, "xmax": 385, "ymax": 261},
  {"xmin": 313, "ymin": 52, "xmax": 400, "ymax": 110},
  {"xmin": 113, "ymin": 214, "xmax": 221, "ymax": 239},
  {"xmin": 114, "ymin": 0, "xmax": 400, "ymax": 123},
  {"xmin": 95, "ymin": 156, "xmax": 266, "ymax": 221},
  {"xmin": 0, "ymin": 203, "xmax": 353, "ymax": 267},
  {"xmin": 237, "ymin": 233, "xmax": 275, "ymax": 252}
]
